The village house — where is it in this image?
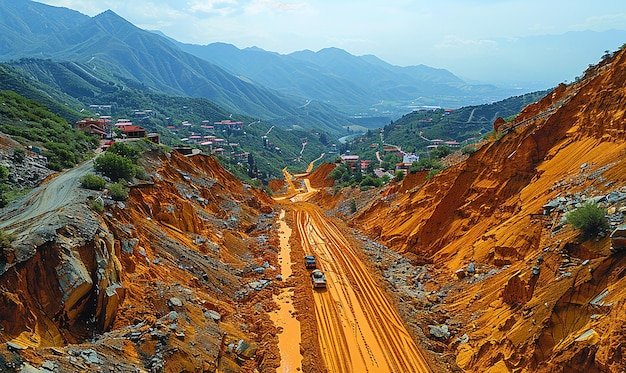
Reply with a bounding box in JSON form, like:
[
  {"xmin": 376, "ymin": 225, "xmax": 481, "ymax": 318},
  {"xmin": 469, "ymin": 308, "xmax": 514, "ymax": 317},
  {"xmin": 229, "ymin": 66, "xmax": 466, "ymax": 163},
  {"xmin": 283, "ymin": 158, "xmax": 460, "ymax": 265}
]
[
  {"xmin": 113, "ymin": 118, "xmax": 158, "ymax": 143},
  {"xmin": 76, "ymin": 117, "xmax": 109, "ymax": 139},
  {"xmin": 360, "ymin": 159, "xmax": 372, "ymax": 171},
  {"xmin": 118, "ymin": 124, "xmax": 146, "ymax": 139},
  {"xmin": 214, "ymin": 120, "xmax": 244, "ymax": 131},
  {"xmin": 395, "ymin": 153, "xmax": 420, "ymax": 175},
  {"xmin": 340, "ymin": 154, "xmax": 360, "ymax": 170}
]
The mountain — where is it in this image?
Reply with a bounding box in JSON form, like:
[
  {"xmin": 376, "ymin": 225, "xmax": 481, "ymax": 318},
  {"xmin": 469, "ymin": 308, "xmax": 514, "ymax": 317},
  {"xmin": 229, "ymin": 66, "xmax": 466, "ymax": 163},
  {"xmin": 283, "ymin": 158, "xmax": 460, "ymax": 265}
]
[
  {"xmin": 0, "ymin": 1, "xmax": 352, "ymax": 135},
  {"xmin": 177, "ymin": 42, "xmax": 522, "ymax": 119},
  {"xmin": 0, "ymin": 0, "xmax": 89, "ymax": 57}
]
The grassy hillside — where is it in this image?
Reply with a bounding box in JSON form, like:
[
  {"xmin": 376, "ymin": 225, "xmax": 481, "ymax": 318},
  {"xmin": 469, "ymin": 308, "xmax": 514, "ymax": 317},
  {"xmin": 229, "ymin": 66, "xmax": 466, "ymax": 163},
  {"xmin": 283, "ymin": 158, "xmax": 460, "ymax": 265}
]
[
  {"xmin": 0, "ymin": 90, "xmax": 99, "ymax": 169},
  {"xmin": 0, "ymin": 64, "xmax": 89, "ymax": 123},
  {"xmin": 345, "ymin": 89, "xmax": 550, "ymax": 163}
]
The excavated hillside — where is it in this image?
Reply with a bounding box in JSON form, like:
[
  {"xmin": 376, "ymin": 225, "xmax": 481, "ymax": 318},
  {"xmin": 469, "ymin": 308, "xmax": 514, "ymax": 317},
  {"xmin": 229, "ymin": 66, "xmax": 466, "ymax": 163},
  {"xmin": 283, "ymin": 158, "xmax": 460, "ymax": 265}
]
[
  {"xmin": 352, "ymin": 49, "xmax": 626, "ymax": 371},
  {"xmin": 0, "ymin": 150, "xmax": 283, "ymax": 372}
]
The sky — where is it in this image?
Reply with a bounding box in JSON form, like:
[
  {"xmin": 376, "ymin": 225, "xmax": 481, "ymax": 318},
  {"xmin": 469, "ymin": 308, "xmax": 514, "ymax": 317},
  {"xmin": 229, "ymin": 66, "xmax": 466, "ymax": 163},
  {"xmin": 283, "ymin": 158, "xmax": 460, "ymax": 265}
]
[{"xmin": 36, "ymin": 0, "xmax": 626, "ymax": 88}]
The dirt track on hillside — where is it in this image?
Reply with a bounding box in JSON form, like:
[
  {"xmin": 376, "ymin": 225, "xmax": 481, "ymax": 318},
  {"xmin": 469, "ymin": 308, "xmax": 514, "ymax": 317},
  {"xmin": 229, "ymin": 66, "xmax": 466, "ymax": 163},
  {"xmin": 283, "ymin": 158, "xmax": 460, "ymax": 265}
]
[{"xmin": 0, "ymin": 160, "xmax": 93, "ymax": 237}]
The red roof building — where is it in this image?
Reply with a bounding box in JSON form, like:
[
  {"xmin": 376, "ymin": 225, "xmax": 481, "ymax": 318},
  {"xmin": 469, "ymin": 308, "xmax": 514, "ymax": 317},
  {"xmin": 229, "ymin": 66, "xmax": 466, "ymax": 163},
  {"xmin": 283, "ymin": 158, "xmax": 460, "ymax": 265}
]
[{"xmin": 118, "ymin": 125, "xmax": 146, "ymax": 139}]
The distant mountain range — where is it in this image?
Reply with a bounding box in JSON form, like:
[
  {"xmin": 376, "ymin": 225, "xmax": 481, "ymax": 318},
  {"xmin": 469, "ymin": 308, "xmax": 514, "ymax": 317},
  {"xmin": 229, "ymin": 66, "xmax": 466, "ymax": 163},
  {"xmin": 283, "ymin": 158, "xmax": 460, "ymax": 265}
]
[
  {"xmin": 175, "ymin": 42, "xmax": 514, "ymax": 117},
  {"xmin": 0, "ymin": 0, "xmax": 536, "ymax": 133}
]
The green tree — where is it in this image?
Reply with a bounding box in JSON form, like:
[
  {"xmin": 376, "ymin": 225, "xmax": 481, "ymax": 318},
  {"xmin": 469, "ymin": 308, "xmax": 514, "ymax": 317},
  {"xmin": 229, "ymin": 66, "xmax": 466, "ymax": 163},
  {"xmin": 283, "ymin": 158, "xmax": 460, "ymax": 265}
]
[
  {"xmin": 107, "ymin": 142, "xmax": 140, "ymax": 163},
  {"xmin": 409, "ymin": 158, "xmax": 443, "ymax": 173},
  {"xmin": 360, "ymin": 175, "xmax": 383, "ymax": 188},
  {"xmin": 565, "ymin": 202, "xmax": 609, "ymax": 238},
  {"xmin": 461, "ymin": 145, "xmax": 477, "ymax": 155},
  {"xmin": 328, "ymin": 165, "xmax": 349, "ymax": 182},
  {"xmin": 431, "ymin": 145, "xmax": 452, "ymax": 159},
  {"xmin": 94, "ymin": 153, "xmax": 136, "ymax": 181}
]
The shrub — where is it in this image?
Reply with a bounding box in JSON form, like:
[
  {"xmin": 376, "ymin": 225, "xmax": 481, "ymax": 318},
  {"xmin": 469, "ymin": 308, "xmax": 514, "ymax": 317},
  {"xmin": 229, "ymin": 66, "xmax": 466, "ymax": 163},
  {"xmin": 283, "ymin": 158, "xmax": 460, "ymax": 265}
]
[
  {"xmin": 426, "ymin": 170, "xmax": 438, "ymax": 180},
  {"xmin": 0, "ymin": 165, "xmax": 8, "ymax": 181},
  {"xmin": 89, "ymin": 198, "xmax": 104, "ymax": 213},
  {"xmin": 565, "ymin": 202, "xmax": 609, "ymax": 238},
  {"xmin": 46, "ymin": 161, "xmax": 63, "ymax": 171},
  {"xmin": 80, "ymin": 174, "xmax": 106, "ymax": 190},
  {"xmin": 134, "ymin": 166, "xmax": 150, "ymax": 181},
  {"xmin": 12, "ymin": 147, "xmax": 25, "ymax": 163},
  {"xmin": 94, "ymin": 153, "xmax": 136, "ymax": 181},
  {"xmin": 0, "ymin": 230, "xmax": 15, "ymax": 250},
  {"xmin": 350, "ymin": 199, "xmax": 357, "ymax": 213},
  {"xmin": 394, "ymin": 170, "xmax": 405, "ymax": 182},
  {"xmin": 108, "ymin": 182, "xmax": 129, "ymax": 201},
  {"xmin": 409, "ymin": 158, "xmax": 443, "ymax": 173},
  {"xmin": 461, "ymin": 145, "xmax": 476, "ymax": 155}
]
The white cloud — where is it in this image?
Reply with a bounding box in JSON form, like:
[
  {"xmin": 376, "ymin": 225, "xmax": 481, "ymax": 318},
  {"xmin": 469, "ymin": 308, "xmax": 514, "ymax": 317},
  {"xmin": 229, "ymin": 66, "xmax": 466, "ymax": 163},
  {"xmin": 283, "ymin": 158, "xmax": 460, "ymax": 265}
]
[
  {"xmin": 578, "ymin": 13, "xmax": 626, "ymax": 30},
  {"xmin": 188, "ymin": 0, "xmax": 239, "ymax": 16}
]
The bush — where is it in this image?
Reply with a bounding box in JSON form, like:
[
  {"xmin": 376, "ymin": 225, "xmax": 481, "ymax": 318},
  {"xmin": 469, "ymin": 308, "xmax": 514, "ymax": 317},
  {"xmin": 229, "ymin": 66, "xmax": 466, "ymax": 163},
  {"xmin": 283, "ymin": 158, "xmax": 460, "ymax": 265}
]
[
  {"xmin": 12, "ymin": 147, "xmax": 25, "ymax": 163},
  {"xmin": 46, "ymin": 161, "xmax": 63, "ymax": 171},
  {"xmin": 0, "ymin": 230, "xmax": 15, "ymax": 249},
  {"xmin": 409, "ymin": 158, "xmax": 443, "ymax": 173},
  {"xmin": 80, "ymin": 174, "xmax": 106, "ymax": 190},
  {"xmin": 461, "ymin": 145, "xmax": 476, "ymax": 155},
  {"xmin": 134, "ymin": 166, "xmax": 150, "ymax": 181},
  {"xmin": 394, "ymin": 170, "xmax": 405, "ymax": 182},
  {"xmin": 108, "ymin": 182, "xmax": 129, "ymax": 201},
  {"xmin": 89, "ymin": 198, "xmax": 104, "ymax": 212},
  {"xmin": 94, "ymin": 153, "xmax": 136, "ymax": 181},
  {"xmin": 0, "ymin": 165, "xmax": 8, "ymax": 181},
  {"xmin": 565, "ymin": 202, "xmax": 609, "ymax": 238}
]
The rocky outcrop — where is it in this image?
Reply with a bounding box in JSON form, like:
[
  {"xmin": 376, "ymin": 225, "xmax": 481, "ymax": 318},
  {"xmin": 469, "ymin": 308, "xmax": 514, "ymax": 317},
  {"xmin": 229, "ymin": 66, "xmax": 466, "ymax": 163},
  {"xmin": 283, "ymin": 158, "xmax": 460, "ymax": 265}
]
[
  {"xmin": 0, "ymin": 204, "xmax": 124, "ymax": 345},
  {"xmin": 501, "ymin": 270, "xmax": 539, "ymax": 306}
]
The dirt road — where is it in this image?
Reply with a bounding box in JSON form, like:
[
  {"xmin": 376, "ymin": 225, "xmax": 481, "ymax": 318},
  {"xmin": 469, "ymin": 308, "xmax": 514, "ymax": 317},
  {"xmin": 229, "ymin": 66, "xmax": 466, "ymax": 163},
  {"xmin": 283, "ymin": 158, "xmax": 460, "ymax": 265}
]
[
  {"xmin": 0, "ymin": 160, "xmax": 93, "ymax": 237},
  {"xmin": 293, "ymin": 202, "xmax": 432, "ymax": 373}
]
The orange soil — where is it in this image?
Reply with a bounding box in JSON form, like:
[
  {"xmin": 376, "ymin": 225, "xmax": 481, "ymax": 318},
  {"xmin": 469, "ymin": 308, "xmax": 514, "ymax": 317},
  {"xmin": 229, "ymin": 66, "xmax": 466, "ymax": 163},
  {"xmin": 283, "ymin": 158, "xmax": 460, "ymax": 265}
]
[
  {"xmin": 351, "ymin": 49, "xmax": 626, "ymax": 372},
  {"xmin": 293, "ymin": 203, "xmax": 432, "ymax": 372}
]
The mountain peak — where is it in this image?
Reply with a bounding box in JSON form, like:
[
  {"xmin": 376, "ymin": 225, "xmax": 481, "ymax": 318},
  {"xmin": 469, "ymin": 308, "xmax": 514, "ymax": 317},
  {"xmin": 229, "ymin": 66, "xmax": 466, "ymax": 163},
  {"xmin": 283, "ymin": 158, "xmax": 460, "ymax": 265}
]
[{"xmin": 93, "ymin": 9, "xmax": 125, "ymax": 22}]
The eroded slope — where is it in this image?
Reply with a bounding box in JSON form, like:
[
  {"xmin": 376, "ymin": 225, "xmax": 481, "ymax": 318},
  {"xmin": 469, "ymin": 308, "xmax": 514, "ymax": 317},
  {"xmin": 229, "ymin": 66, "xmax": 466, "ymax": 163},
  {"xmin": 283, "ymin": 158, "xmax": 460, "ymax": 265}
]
[
  {"xmin": 0, "ymin": 150, "xmax": 282, "ymax": 372},
  {"xmin": 353, "ymin": 50, "xmax": 626, "ymax": 372}
]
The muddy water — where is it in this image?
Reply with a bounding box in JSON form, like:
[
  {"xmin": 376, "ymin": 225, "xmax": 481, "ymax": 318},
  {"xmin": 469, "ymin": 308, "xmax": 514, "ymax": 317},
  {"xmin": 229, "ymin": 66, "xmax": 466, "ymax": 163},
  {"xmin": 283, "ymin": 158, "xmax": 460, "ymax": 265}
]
[{"xmin": 269, "ymin": 210, "xmax": 303, "ymax": 373}]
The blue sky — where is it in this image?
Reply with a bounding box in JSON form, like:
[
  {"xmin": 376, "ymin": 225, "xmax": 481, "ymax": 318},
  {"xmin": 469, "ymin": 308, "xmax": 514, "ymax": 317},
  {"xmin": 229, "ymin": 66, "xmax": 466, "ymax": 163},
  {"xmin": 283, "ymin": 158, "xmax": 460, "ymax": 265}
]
[{"xmin": 36, "ymin": 0, "xmax": 626, "ymax": 87}]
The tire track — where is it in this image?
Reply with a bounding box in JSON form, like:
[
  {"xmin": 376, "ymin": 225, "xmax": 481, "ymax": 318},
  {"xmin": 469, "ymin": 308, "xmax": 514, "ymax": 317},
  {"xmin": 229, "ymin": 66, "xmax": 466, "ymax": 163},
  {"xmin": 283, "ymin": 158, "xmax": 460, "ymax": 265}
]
[{"xmin": 294, "ymin": 204, "xmax": 432, "ymax": 373}]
